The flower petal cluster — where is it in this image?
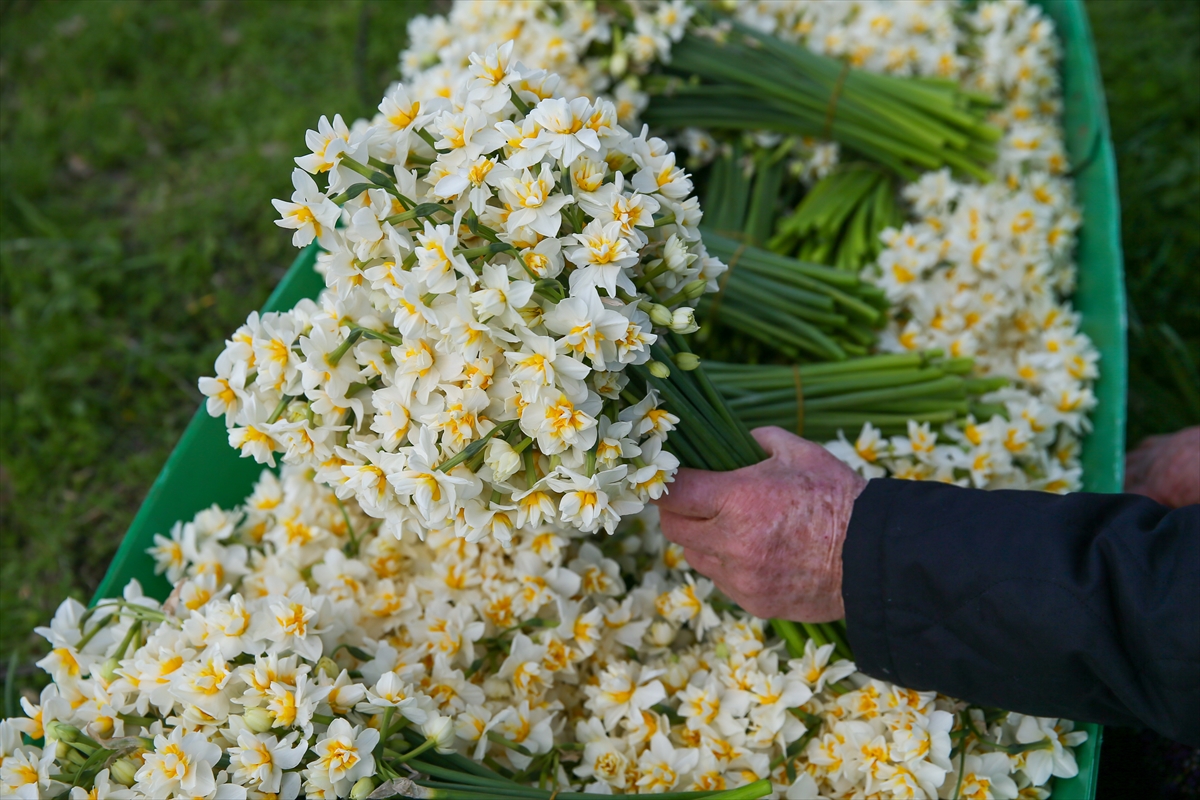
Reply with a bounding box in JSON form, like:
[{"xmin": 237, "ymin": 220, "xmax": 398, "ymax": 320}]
[
  {"xmin": 3, "ymin": 466, "xmax": 1084, "ymax": 799},
  {"xmin": 202, "ymin": 49, "xmax": 723, "ymax": 543}
]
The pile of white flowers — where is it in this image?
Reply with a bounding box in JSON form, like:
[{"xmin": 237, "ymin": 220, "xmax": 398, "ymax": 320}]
[
  {"xmin": 1, "ymin": 468, "xmax": 1086, "ymax": 799},
  {"xmin": 200, "ymin": 43, "xmax": 730, "ymax": 544},
  {"xmin": 826, "ymin": 1, "xmax": 1098, "ymax": 493},
  {"xmin": 396, "ymin": 0, "xmax": 1099, "ymax": 495}
]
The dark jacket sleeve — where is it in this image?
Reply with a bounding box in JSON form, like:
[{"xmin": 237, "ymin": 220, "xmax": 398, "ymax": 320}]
[{"xmin": 841, "ymin": 478, "xmax": 1200, "ymax": 745}]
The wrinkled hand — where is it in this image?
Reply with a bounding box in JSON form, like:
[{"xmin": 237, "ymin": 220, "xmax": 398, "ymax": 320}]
[
  {"xmin": 655, "ymin": 426, "xmax": 867, "ymax": 622},
  {"xmin": 1125, "ymin": 426, "xmax": 1200, "ymax": 508}
]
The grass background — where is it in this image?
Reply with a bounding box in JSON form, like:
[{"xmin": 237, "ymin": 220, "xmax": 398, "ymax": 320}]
[{"xmin": 0, "ymin": 0, "xmax": 1196, "ymax": 792}]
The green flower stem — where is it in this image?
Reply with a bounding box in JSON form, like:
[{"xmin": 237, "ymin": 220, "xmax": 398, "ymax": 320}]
[
  {"xmin": 324, "ymin": 329, "xmax": 363, "ymax": 367},
  {"xmin": 416, "ymin": 127, "xmax": 441, "ymax": 151},
  {"xmin": 267, "ymin": 394, "xmax": 294, "ymax": 424},
  {"xmin": 771, "ymin": 619, "xmax": 808, "ymax": 659},
  {"xmin": 523, "ymin": 447, "xmax": 538, "ymax": 487},
  {"xmin": 486, "ymin": 731, "xmax": 533, "ymax": 756},
  {"xmin": 393, "ymin": 736, "xmax": 438, "ymax": 764},
  {"xmin": 350, "ymin": 325, "xmax": 403, "ymax": 347},
  {"xmin": 113, "ymin": 620, "xmax": 142, "ymax": 661},
  {"xmin": 375, "ymin": 707, "xmax": 394, "ymax": 762},
  {"xmin": 801, "ymin": 622, "xmax": 829, "ymax": 648},
  {"xmin": 75, "ymin": 613, "xmax": 116, "ymax": 650},
  {"xmin": 335, "ymin": 497, "xmax": 359, "ymax": 556},
  {"xmin": 437, "ymin": 421, "xmax": 516, "ymax": 473},
  {"xmin": 822, "ymin": 621, "xmax": 854, "ymax": 661},
  {"xmin": 384, "ymin": 202, "xmax": 454, "ymax": 226}
]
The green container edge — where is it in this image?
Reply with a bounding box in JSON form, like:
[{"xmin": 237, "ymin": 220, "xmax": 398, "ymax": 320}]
[{"xmin": 91, "ymin": 1, "xmax": 1124, "ymax": 796}]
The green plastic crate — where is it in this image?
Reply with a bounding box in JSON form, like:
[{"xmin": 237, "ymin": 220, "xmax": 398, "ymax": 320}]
[{"xmin": 92, "ymin": 0, "xmax": 1123, "ymax": 795}]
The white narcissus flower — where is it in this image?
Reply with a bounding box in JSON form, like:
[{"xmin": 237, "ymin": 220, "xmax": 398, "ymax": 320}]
[
  {"xmin": 251, "ymin": 585, "xmax": 325, "ymax": 662},
  {"xmin": 294, "ymin": 113, "xmax": 369, "ymax": 193},
  {"xmin": 387, "ymin": 427, "xmax": 476, "ymax": 525},
  {"xmin": 566, "ymin": 219, "xmax": 640, "ymax": 298},
  {"xmin": 68, "ymin": 768, "xmax": 134, "ymax": 800},
  {"xmin": 955, "ymin": 752, "xmax": 1020, "ymax": 800},
  {"xmin": 272, "ymin": 168, "xmax": 340, "ymax": 249},
  {"xmin": 497, "ymin": 164, "xmax": 575, "ymax": 238},
  {"xmin": 414, "ymin": 220, "xmax": 474, "ymax": 294},
  {"xmin": 199, "ymin": 350, "xmax": 250, "ymax": 425},
  {"xmin": 505, "ymin": 331, "xmax": 591, "ymax": 402},
  {"xmin": 135, "ymin": 728, "xmax": 222, "ymax": 798},
  {"xmin": 542, "ymin": 286, "xmax": 629, "ymax": 371},
  {"xmin": 549, "ymin": 466, "xmax": 643, "ymax": 535},
  {"xmin": 516, "ymin": 96, "xmax": 600, "ymax": 168},
  {"xmin": 636, "ymin": 732, "xmax": 699, "ymax": 793},
  {"xmin": 227, "ymin": 730, "xmax": 305, "ymax": 794},
  {"xmin": 357, "ymin": 671, "xmax": 429, "ymax": 724},
  {"xmin": 0, "ymin": 745, "xmax": 48, "ymax": 800},
  {"xmin": 1013, "ymin": 714, "xmax": 1087, "ymax": 784},
  {"xmin": 584, "ymin": 661, "xmax": 666, "ymax": 732},
  {"xmin": 487, "ymin": 701, "xmax": 555, "ymax": 770},
  {"xmin": 307, "ymin": 718, "xmax": 379, "ymax": 797}
]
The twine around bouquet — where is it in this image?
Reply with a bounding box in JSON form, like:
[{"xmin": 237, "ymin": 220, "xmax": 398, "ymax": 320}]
[
  {"xmin": 705, "ymin": 237, "xmax": 747, "ymax": 326},
  {"xmin": 792, "ymin": 364, "xmax": 805, "ymax": 436},
  {"xmin": 823, "ymin": 62, "xmax": 853, "ymax": 140}
]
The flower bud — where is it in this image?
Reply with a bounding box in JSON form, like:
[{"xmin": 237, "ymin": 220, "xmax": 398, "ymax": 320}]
[
  {"xmin": 65, "ymin": 745, "xmax": 88, "ymax": 767},
  {"xmin": 672, "ymin": 352, "xmax": 701, "ymax": 371},
  {"xmin": 648, "ymin": 360, "xmax": 671, "ymax": 379},
  {"xmin": 91, "ymin": 715, "xmax": 115, "ymax": 740},
  {"xmin": 683, "ymin": 278, "xmax": 708, "ymax": 300},
  {"xmin": 422, "ymin": 713, "xmax": 457, "ymax": 753},
  {"xmin": 316, "ymin": 657, "xmax": 340, "ymax": 679},
  {"xmin": 55, "ymin": 739, "xmax": 73, "ymax": 760},
  {"xmin": 648, "ymin": 621, "xmax": 677, "ymax": 647},
  {"xmin": 98, "ymin": 656, "xmax": 121, "ymax": 683},
  {"xmin": 646, "ymin": 303, "xmax": 673, "ymax": 327},
  {"xmin": 109, "ymin": 757, "xmax": 140, "ymax": 787},
  {"xmin": 350, "ymin": 777, "xmax": 376, "ymax": 800},
  {"xmin": 485, "ymin": 438, "xmax": 521, "ymax": 483},
  {"xmin": 669, "ymin": 307, "xmax": 699, "ymax": 334},
  {"xmin": 244, "ymin": 707, "xmax": 276, "ymax": 733},
  {"xmin": 610, "ymin": 49, "xmax": 628, "ymax": 78},
  {"xmin": 663, "ymin": 235, "xmax": 695, "ymax": 274},
  {"xmin": 46, "ymin": 720, "xmax": 82, "ymax": 743},
  {"xmin": 483, "ymin": 676, "xmax": 511, "ymax": 700},
  {"xmin": 662, "ymin": 660, "xmax": 692, "ymax": 693}
]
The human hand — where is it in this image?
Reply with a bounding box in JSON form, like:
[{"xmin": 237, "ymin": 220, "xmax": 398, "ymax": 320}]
[
  {"xmin": 655, "ymin": 426, "xmax": 868, "ymax": 622},
  {"xmin": 1125, "ymin": 426, "xmax": 1200, "ymax": 508}
]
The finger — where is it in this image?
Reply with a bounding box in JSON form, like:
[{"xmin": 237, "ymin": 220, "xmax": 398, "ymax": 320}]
[
  {"xmin": 654, "ymin": 467, "xmax": 728, "ymax": 519},
  {"xmin": 658, "ymin": 509, "xmax": 722, "ymax": 555}
]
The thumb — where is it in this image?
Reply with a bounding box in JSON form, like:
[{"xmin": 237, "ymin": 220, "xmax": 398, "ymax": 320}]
[
  {"xmin": 751, "ymin": 425, "xmax": 807, "ymax": 460},
  {"xmin": 751, "ymin": 425, "xmax": 836, "ymax": 471}
]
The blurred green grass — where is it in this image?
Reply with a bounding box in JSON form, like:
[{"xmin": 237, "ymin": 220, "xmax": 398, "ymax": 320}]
[
  {"xmin": 0, "ymin": 0, "xmax": 1196, "ymax": 694},
  {"xmin": 0, "ymin": 0, "xmax": 426, "ymax": 677},
  {"xmin": 1089, "ymin": 0, "xmax": 1200, "ymax": 441}
]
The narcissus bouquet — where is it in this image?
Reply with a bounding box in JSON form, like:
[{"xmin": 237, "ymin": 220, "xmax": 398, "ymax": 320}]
[
  {"xmin": 0, "ymin": 468, "xmax": 1086, "ymax": 800},
  {"xmin": 200, "ymin": 43, "xmax": 745, "ymax": 544}
]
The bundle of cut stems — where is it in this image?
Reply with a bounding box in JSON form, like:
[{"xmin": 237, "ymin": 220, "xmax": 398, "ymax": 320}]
[
  {"xmin": 705, "ymin": 352, "xmax": 1009, "ymax": 442},
  {"xmin": 627, "ymin": 334, "xmax": 856, "ymax": 661},
  {"xmin": 702, "ymin": 144, "xmax": 789, "ymax": 247},
  {"xmin": 644, "ymin": 23, "xmax": 1001, "ymax": 181},
  {"xmin": 769, "ymin": 165, "xmax": 904, "ymax": 272},
  {"xmin": 698, "ymin": 229, "xmax": 889, "ymax": 361}
]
